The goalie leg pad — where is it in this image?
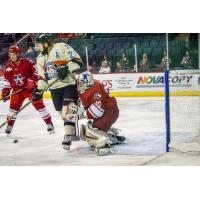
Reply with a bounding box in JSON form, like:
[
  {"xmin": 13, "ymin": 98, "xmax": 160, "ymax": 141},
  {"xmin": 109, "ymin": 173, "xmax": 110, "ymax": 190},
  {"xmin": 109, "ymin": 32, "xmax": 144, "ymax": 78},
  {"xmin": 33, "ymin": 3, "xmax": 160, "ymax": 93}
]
[
  {"xmin": 85, "ymin": 121, "xmax": 108, "ymax": 148},
  {"xmin": 61, "ymin": 103, "xmax": 78, "ymax": 121},
  {"xmin": 79, "ymin": 124, "xmax": 86, "ymax": 141}
]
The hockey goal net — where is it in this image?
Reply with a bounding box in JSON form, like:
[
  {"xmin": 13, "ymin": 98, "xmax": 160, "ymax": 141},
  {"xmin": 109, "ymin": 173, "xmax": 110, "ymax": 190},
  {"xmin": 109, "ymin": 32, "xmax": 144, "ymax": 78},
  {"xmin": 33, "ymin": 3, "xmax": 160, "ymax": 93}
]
[{"xmin": 165, "ymin": 70, "xmax": 200, "ymax": 154}]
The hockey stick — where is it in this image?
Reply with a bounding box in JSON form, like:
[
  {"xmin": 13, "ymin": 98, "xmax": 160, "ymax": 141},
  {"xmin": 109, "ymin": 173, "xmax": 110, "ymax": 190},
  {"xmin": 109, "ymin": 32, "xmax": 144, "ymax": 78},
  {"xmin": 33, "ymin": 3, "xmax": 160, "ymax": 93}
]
[
  {"xmin": 0, "ymin": 100, "xmax": 32, "ymax": 129},
  {"xmin": 0, "ymin": 78, "xmax": 59, "ymax": 130},
  {"xmin": 0, "ymin": 88, "xmax": 24, "ymax": 102}
]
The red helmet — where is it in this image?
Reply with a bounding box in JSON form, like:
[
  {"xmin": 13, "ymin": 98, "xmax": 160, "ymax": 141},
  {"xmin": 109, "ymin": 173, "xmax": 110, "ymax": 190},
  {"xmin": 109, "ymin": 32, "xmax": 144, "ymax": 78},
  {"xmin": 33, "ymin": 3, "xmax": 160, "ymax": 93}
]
[{"xmin": 9, "ymin": 46, "xmax": 21, "ymax": 54}]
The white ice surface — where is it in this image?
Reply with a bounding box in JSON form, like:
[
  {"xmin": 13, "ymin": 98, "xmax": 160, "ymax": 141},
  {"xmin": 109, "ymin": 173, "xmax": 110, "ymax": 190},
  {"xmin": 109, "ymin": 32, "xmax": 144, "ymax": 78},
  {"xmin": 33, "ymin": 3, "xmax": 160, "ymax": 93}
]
[{"xmin": 0, "ymin": 97, "xmax": 199, "ymax": 165}]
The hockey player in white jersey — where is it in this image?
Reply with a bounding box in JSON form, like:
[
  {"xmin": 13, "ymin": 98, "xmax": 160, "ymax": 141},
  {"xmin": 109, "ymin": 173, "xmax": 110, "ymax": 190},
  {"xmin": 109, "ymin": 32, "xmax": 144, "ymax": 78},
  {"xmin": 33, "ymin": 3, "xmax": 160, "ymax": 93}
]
[{"xmin": 32, "ymin": 34, "xmax": 83, "ymax": 150}]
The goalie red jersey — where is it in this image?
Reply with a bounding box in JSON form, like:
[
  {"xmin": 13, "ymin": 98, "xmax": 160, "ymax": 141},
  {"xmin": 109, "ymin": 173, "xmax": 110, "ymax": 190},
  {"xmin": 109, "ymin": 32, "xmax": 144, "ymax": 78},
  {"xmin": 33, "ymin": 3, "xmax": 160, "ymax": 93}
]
[{"xmin": 79, "ymin": 80, "xmax": 117, "ymax": 120}]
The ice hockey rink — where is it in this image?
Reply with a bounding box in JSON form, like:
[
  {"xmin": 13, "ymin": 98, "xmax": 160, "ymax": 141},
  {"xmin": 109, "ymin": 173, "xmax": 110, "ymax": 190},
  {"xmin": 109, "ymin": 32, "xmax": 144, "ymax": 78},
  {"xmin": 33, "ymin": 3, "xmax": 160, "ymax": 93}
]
[{"xmin": 0, "ymin": 97, "xmax": 200, "ymax": 166}]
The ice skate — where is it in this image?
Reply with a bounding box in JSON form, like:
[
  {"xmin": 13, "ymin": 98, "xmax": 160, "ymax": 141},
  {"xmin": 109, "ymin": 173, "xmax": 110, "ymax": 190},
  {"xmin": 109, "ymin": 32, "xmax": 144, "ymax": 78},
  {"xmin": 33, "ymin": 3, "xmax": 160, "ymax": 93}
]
[
  {"xmin": 62, "ymin": 135, "xmax": 72, "ymax": 150},
  {"xmin": 5, "ymin": 125, "xmax": 13, "ymax": 135},
  {"xmin": 47, "ymin": 123, "xmax": 55, "ymax": 134}
]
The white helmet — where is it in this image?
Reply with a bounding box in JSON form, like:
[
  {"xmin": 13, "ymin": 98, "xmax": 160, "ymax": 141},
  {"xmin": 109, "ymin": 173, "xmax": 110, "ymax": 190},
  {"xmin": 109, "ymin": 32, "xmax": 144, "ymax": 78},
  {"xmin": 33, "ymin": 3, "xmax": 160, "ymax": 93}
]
[{"xmin": 77, "ymin": 71, "xmax": 94, "ymax": 92}]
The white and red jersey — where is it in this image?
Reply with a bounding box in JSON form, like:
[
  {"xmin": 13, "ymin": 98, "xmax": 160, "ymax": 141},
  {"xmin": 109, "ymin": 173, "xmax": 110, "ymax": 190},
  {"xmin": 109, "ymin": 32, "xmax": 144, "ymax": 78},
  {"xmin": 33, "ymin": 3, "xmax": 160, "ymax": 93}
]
[
  {"xmin": 79, "ymin": 80, "xmax": 117, "ymax": 119},
  {"xmin": 3, "ymin": 58, "xmax": 38, "ymax": 91}
]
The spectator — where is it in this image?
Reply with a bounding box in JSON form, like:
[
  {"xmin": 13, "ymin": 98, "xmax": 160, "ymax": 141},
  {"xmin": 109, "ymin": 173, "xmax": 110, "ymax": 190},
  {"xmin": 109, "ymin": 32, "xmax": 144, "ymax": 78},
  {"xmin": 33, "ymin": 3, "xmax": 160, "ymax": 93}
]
[
  {"xmin": 115, "ymin": 61, "xmax": 125, "ymax": 73},
  {"xmin": 58, "ymin": 33, "xmax": 76, "ymax": 39},
  {"xmin": 75, "ymin": 33, "xmax": 87, "ymax": 38},
  {"xmin": 90, "ymin": 58, "xmax": 99, "ymax": 72},
  {"xmin": 139, "ymin": 53, "xmax": 149, "ymax": 72},
  {"xmin": 27, "ymin": 46, "xmax": 34, "ymax": 53},
  {"xmin": 161, "ymin": 50, "xmax": 171, "ymax": 71},
  {"xmin": 27, "ymin": 34, "xmax": 34, "ymax": 49},
  {"xmin": 181, "ymin": 51, "xmax": 192, "ymax": 67},
  {"xmin": 120, "ymin": 52, "xmax": 129, "ymax": 68},
  {"xmin": 99, "ymin": 53, "xmax": 111, "ymax": 73}
]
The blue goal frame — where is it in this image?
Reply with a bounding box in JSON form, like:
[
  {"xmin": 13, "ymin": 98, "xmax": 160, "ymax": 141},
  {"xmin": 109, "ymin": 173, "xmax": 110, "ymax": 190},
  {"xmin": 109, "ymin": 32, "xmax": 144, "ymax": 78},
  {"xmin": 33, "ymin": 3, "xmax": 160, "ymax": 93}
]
[{"xmin": 164, "ymin": 70, "xmax": 171, "ymax": 152}]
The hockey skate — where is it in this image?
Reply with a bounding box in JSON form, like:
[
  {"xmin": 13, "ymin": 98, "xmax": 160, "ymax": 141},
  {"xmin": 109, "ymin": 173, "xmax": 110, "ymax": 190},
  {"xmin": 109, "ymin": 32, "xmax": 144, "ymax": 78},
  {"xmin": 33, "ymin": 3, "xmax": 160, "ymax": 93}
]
[
  {"xmin": 62, "ymin": 135, "xmax": 72, "ymax": 150},
  {"xmin": 95, "ymin": 144, "xmax": 116, "ymax": 156},
  {"xmin": 47, "ymin": 123, "xmax": 55, "ymax": 134},
  {"xmin": 107, "ymin": 127, "xmax": 126, "ymax": 144},
  {"xmin": 5, "ymin": 125, "xmax": 13, "ymax": 135}
]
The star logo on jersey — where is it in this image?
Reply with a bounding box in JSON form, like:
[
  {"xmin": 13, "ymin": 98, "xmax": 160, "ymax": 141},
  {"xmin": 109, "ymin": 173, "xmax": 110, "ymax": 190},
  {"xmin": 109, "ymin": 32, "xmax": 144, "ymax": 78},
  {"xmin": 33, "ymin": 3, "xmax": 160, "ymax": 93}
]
[{"xmin": 14, "ymin": 74, "xmax": 25, "ymax": 86}]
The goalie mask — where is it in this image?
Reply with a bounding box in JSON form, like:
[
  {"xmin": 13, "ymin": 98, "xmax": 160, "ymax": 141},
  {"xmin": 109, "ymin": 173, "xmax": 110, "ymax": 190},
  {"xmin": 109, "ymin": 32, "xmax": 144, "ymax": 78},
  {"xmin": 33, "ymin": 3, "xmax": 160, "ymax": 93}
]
[{"xmin": 77, "ymin": 71, "xmax": 94, "ymax": 93}]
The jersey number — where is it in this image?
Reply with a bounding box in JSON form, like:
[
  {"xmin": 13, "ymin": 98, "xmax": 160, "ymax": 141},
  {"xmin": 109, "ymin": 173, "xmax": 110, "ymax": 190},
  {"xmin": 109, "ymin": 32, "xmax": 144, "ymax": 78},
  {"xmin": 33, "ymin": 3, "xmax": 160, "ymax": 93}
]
[{"xmin": 68, "ymin": 50, "xmax": 76, "ymax": 60}]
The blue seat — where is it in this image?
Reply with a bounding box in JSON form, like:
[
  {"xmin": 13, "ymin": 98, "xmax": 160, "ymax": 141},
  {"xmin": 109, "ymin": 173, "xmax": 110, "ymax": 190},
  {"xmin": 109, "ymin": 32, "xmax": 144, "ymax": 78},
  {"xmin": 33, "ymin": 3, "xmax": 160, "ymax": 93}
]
[
  {"xmin": 105, "ymin": 42, "xmax": 113, "ymax": 50},
  {"xmin": 95, "ymin": 38, "xmax": 103, "ymax": 44},
  {"xmin": 116, "ymin": 48, "xmax": 125, "ymax": 56},
  {"xmin": 153, "ymin": 47, "xmax": 163, "ymax": 55},
  {"xmin": 113, "ymin": 42, "xmax": 122, "ymax": 49},
  {"xmin": 97, "ymin": 43, "xmax": 105, "ymax": 50},
  {"xmin": 140, "ymin": 41, "xmax": 149, "ymax": 48},
  {"xmin": 126, "ymin": 47, "xmax": 134, "ymax": 56},
  {"xmin": 109, "ymin": 48, "xmax": 116, "ymax": 56},
  {"xmin": 122, "ymin": 42, "xmax": 131, "ymax": 49},
  {"xmin": 132, "ymin": 41, "xmax": 140, "ymax": 48},
  {"xmin": 143, "ymin": 47, "xmax": 152, "ymax": 55},
  {"xmin": 103, "ymin": 37, "xmax": 111, "ymax": 43},
  {"xmin": 150, "ymin": 41, "xmax": 158, "ymax": 48},
  {"xmin": 86, "ymin": 43, "xmax": 94, "ymax": 50},
  {"xmin": 158, "ymin": 41, "xmax": 166, "ymax": 47}
]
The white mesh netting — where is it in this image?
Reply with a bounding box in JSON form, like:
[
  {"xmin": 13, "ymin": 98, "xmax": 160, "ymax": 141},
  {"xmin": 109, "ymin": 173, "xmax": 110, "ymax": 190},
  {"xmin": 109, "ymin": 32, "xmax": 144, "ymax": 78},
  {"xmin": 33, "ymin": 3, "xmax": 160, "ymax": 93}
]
[{"xmin": 168, "ymin": 70, "xmax": 200, "ymax": 154}]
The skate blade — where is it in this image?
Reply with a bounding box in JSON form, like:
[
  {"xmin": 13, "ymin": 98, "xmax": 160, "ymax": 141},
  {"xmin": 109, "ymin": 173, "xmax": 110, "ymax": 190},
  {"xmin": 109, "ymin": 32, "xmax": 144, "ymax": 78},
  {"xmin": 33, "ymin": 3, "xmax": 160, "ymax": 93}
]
[
  {"xmin": 63, "ymin": 145, "xmax": 71, "ymax": 151},
  {"xmin": 48, "ymin": 130, "xmax": 56, "ymax": 134}
]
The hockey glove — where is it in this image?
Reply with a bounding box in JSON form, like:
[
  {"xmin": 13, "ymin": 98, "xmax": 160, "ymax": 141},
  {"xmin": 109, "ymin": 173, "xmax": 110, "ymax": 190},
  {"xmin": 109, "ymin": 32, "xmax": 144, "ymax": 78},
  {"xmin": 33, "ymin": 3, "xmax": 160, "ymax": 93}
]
[
  {"xmin": 57, "ymin": 65, "xmax": 69, "ymax": 80},
  {"xmin": 32, "ymin": 88, "xmax": 43, "ymax": 101},
  {"xmin": 2, "ymin": 88, "xmax": 11, "ymax": 102}
]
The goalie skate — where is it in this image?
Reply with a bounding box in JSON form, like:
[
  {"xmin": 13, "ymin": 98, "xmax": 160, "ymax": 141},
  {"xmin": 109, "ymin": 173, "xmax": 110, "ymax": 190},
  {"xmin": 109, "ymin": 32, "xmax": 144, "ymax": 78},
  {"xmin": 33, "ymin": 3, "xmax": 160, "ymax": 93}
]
[{"xmin": 107, "ymin": 127, "xmax": 126, "ymax": 144}]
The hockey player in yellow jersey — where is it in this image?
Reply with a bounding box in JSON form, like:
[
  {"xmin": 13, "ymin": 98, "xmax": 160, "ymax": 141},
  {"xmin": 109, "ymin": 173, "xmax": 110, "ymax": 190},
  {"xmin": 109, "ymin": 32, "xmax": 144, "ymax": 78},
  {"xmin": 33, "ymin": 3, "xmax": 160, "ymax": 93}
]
[{"xmin": 32, "ymin": 34, "xmax": 83, "ymax": 150}]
